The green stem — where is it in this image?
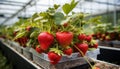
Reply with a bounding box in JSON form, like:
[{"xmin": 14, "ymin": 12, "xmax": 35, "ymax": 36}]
[{"xmin": 74, "ymin": 45, "xmax": 93, "ymax": 69}]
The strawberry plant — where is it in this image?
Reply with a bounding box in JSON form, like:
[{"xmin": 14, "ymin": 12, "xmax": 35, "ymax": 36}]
[{"xmin": 1, "ymin": 0, "xmax": 101, "ymax": 66}]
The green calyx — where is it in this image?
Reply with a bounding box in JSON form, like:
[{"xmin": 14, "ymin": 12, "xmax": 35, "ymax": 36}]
[{"xmin": 50, "ymin": 48, "xmax": 63, "ymax": 56}]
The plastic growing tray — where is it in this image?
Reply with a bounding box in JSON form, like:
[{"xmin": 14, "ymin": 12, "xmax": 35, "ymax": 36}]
[
  {"xmin": 23, "ymin": 47, "xmax": 33, "ymax": 60},
  {"xmin": 30, "ymin": 48, "xmax": 93, "ymax": 69}
]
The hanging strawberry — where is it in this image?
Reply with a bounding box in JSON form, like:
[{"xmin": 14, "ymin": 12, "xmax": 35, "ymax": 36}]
[
  {"xmin": 48, "ymin": 48, "xmax": 63, "ymax": 65},
  {"xmin": 85, "ymin": 35, "xmax": 92, "ymax": 42},
  {"xmin": 78, "ymin": 33, "xmax": 86, "ymax": 41},
  {"xmin": 38, "ymin": 32, "xmax": 54, "ymax": 51},
  {"xmin": 63, "ymin": 47, "xmax": 73, "ymax": 55},
  {"xmin": 35, "ymin": 45, "xmax": 43, "ymax": 53},
  {"xmin": 56, "ymin": 32, "xmax": 73, "ymax": 48},
  {"xmin": 75, "ymin": 43, "xmax": 88, "ymax": 55}
]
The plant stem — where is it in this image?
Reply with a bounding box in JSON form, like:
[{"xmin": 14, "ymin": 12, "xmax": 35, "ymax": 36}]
[{"xmin": 74, "ymin": 45, "xmax": 93, "ymax": 69}]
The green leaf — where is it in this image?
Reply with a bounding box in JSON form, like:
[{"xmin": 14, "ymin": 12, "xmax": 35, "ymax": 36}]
[
  {"xmin": 54, "ymin": 12, "xmax": 65, "ymax": 25},
  {"xmin": 62, "ymin": 0, "xmax": 78, "ymax": 15},
  {"xmin": 88, "ymin": 16, "xmax": 102, "ymax": 24},
  {"xmin": 26, "ymin": 39, "xmax": 32, "ymax": 46},
  {"xmin": 30, "ymin": 31, "xmax": 39, "ymax": 38},
  {"xmin": 88, "ymin": 48, "xmax": 96, "ymax": 51},
  {"xmin": 54, "ymin": 4, "xmax": 60, "ymax": 10},
  {"xmin": 14, "ymin": 31, "xmax": 26, "ymax": 39}
]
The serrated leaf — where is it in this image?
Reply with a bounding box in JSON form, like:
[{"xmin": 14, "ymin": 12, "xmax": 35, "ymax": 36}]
[
  {"xmin": 54, "ymin": 12, "xmax": 65, "ymax": 25},
  {"xmin": 62, "ymin": 0, "xmax": 78, "ymax": 15}
]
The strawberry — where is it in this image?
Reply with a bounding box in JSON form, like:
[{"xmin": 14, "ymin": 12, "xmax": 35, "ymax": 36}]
[
  {"xmin": 105, "ymin": 35, "xmax": 111, "ymax": 41},
  {"xmin": 75, "ymin": 43, "xmax": 88, "ymax": 55},
  {"xmin": 35, "ymin": 46, "xmax": 43, "ymax": 53},
  {"xmin": 13, "ymin": 31, "xmax": 18, "ymax": 36},
  {"xmin": 95, "ymin": 67, "xmax": 100, "ymax": 69},
  {"xmin": 38, "ymin": 32, "xmax": 54, "ymax": 51},
  {"xmin": 101, "ymin": 34, "xmax": 106, "ymax": 40},
  {"xmin": 56, "ymin": 32, "xmax": 73, "ymax": 48},
  {"xmin": 109, "ymin": 32, "xmax": 115, "ymax": 40},
  {"xmin": 96, "ymin": 33, "xmax": 101, "ymax": 39},
  {"xmin": 26, "ymin": 26, "xmax": 31, "ymax": 31},
  {"xmin": 63, "ymin": 23, "xmax": 68, "ymax": 27},
  {"xmin": 78, "ymin": 33, "xmax": 86, "ymax": 40},
  {"xmin": 48, "ymin": 52, "xmax": 62, "ymax": 65},
  {"xmin": 85, "ymin": 35, "xmax": 92, "ymax": 42},
  {"xmin": 93, "ymin": 43, "xmax": 98, "ymax": 48},
  {"xmin": 63, "ymin": 48, "xmax": 73, "ymax": 55},
  {"xmin": 89, "ymin": 39, "xmax": 98, "ymax": 48}
]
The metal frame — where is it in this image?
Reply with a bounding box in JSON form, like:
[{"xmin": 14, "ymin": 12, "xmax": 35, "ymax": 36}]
[
  {"xmin": 0, "ymin": 0, "xmax": 34, "ymax": 25},
  {"xmin": 0, "ymin": 0, "xmax": 120, "ymax": 25}
]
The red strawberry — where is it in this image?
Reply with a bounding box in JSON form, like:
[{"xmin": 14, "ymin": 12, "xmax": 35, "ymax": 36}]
[
  {"xmin": 13, "ymin": 31, "xmax": 18, "ymax": 36},
  {"xmin": 110, "ymin": 32, "xmax": 115, "ymax": 40},
  {"xmin": 85, "ymin": 35, "xmax": 92, "ymax": 42},
  {"xmin": 95, "ymin": 67, "xmax": 100, "ymax": 69},
  {"xmin": 78, "ymin": 34, "xmax": 86, "ymax": 40},
  {"xmin": 63, "ymin": 23, "xmax": 68, "ymax": 27},
  {"xmin": 48, "ymin": 52, "xmax": 61, "ymax": 65},
  {"xmin": 38, "ymin": 32, "xmax": 54, "ymax": 51},
  {"xmin": 35, "ymin": 46, "xmax": 43, "ymax": 53},
  {"xmin": 105, "ymin": 35, "xmax": 111, "ymax": 41},
  {"xmin": 101, "ymin": 34, "xmax": 106, "ymax": 40},
  {"xmin": 93, "ymin": 43, "xmax": 98, "ymax": 48},
  {"xmin": 56, "ymin": 32, "xmax": 73, "ymax": 48},
  {"xmin": 75, "ymin": 43, "xmax": 88, "ymax": 55},
  {"xmin": 63, "ymin": 48, "xmax": 73, "ymax": 55},
  {"xmin": 26, "ymin": 26, "xmax": 31, "ymax": 31}
]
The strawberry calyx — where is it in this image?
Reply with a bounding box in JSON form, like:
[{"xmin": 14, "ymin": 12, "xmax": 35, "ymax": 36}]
[
  {"xmin": 88, "ymin": 39, "xmax": 98, "ymax": 49},
  {"xmin": 50, "ymin": 48, "xmax": 63, "ymax": 56}
]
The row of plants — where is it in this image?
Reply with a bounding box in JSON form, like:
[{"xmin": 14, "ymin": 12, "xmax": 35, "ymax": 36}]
[
  {"xmin": 92, "ymin": 23, "xmax": 120, "ymax": 41},
  {"xmin": 0, "ymin": 0, "xmax": 101, "ymax": 69}
]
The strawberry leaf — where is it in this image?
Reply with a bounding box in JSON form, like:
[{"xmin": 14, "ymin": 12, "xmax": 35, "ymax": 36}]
[
  {"xmin": 54, "ymin": 4, "xmax": 60, "ymax": 10},
  {"xmin": 62, "ymin": 0, "xmax": 78, "ymax": 15},
  {"xmin": 14, "ymin": 31, "xmax": 26, "ymax": 39},
  {"xmin": 54, "ymin": 12, "xmax": 65, "ymax": 25}
]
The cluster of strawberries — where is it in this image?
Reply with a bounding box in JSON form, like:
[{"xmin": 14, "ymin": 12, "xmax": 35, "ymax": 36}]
[
  {"xmin": 92, "ymin": 32, "xmax": 120, "ymax": 41},
  {"xmin": 35, "ymin": 32, "xmax": 98, "ymax": 64}
]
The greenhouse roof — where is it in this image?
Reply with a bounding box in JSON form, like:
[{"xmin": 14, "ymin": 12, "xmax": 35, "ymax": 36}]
[{"xmin": 0, "ymin": 0, "xmax": 120, "ymax": 25}]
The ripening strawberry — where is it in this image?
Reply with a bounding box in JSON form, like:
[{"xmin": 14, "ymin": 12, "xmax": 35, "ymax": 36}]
[
  {"xmin": 38, "ymin": 32, "xmax": 54, "ymax": 51},
  {"xmin": 105, "ymin": 35, "xmax": 111, "ymax": 41},
  {"xmin": 26, "ymin": 26, "xmax": 31, "ymax": 31},
  {"xmin": 56, "ymin": 32, "xmax": 73, "ymax": 48},
  {"xmin": 48, "ymin": 52, "xmax": 61, "ymax": 65}
]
